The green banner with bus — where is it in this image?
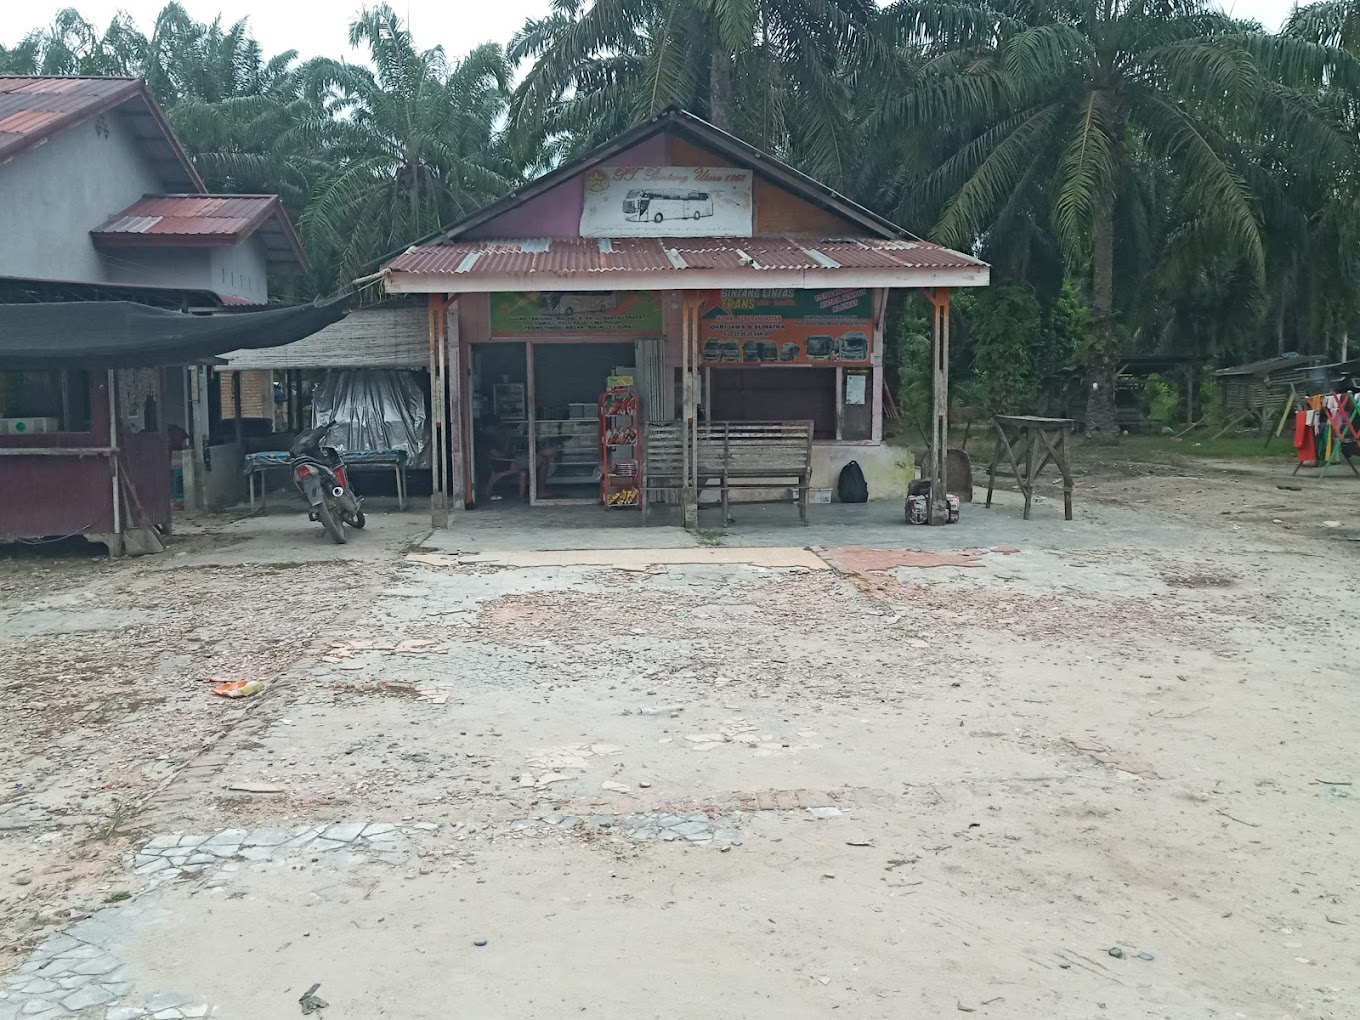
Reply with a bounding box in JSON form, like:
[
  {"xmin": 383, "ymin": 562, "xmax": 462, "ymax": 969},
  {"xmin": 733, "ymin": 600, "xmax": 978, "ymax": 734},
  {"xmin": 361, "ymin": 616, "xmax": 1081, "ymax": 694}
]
[{"xmin": 490, "ymin": 291, "xmax": 663, "ymax": 335}]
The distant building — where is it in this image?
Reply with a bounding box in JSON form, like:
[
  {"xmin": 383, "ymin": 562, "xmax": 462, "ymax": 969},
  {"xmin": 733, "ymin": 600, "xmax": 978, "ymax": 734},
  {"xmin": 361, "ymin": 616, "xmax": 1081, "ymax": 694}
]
[{"xmin": 0, "ymin": 76, "xmax": 326, "ymax": 553}]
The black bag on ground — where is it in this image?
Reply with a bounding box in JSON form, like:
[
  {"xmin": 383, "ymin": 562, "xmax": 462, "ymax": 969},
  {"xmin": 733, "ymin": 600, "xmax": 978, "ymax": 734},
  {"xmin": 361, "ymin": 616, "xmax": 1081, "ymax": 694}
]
[{"xmin": 838, "ymin": 461, "xmax": 868, "ymax": 503}]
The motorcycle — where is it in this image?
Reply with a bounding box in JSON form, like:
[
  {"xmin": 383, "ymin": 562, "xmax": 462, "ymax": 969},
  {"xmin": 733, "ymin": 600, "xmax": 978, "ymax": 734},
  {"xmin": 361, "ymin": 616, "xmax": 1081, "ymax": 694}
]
[{"xmin": 289, "ymin": 421, "xmax": 365, "ymax": 544}]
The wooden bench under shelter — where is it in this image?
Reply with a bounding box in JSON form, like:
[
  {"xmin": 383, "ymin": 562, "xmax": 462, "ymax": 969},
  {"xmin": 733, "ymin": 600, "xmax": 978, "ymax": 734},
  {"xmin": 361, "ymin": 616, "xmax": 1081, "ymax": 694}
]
[{"xmin": 642, "ymin": 420, "xmax": 814, "ymax": 525}]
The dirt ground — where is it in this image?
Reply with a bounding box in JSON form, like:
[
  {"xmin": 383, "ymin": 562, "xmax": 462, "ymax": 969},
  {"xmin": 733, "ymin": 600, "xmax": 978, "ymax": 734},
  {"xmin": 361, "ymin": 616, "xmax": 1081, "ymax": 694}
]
[{"xmin": 0, "ymin": 462, "xmax": 1357, "ymax": 1020}]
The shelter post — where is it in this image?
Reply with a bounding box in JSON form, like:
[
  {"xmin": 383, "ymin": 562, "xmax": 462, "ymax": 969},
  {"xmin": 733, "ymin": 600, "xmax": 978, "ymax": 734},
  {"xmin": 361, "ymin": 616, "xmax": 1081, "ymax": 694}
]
[
  {"xmin": 428, "ymin": 293, "xmax": 450, "ymax": 528},
  {"xmin": 681, "ymin": 292, "xmax": 700, "ymax": 529},
  {"xmin": 106, "ymin": 369, "xmax": 123, "ymax": 557},
  {"xmin": 446, "ymin": 297, "xmax": 464, "ymax": 517},
  {"xmin": 924, "ymin": 287, "xmax": 951, "ymax": 524}
]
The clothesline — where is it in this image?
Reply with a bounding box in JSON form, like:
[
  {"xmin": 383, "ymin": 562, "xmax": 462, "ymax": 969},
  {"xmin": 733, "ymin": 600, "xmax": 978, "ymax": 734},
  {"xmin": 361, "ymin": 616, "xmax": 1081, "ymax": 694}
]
[{"xmin": 1292, "ymin": 390, "xmax": 1360, "ymax": 477}]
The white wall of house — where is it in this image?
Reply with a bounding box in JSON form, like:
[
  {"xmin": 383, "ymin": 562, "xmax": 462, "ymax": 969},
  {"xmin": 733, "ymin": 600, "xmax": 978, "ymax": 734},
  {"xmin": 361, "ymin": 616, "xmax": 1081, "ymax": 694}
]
[
  {"xmin": 210, "ymin": 236, "xmax": 270, "ymax": 304},
  {"xmin": 0, "ymin": 110, "xmax": 274, "ymax": 302},
  {"xmin": 102, "ymin": 248, "xmax": 213, "ymax": 292},
  {"xmin": 0, "ymin": 114, "xmax": 163, "ymax": 284}
]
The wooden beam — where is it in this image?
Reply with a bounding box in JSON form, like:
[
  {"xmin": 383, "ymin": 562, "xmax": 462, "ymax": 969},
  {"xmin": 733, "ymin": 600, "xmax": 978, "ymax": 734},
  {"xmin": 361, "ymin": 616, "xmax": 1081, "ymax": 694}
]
[
  {"xmin": 682, "ymin": 292, "xmax": 698, "ymax": 529},
  {"xmin": 428, "ymin": 293, "xmax": 449, "ymax": 527},
  {"xmin": 923, "ymin": 287, "xmax": 951, "ymax": 523}
]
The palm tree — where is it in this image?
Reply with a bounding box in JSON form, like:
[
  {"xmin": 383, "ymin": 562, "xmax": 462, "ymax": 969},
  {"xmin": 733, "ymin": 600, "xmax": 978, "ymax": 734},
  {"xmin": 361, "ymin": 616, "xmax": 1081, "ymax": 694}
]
[
  {"xmin": 296, "ymin": 5, "xmax": 515, "ymax": 290},
  {"xmin": 1287, "ymin": 0, "xmax": 1360, "ymax": 54},
  {"xmin": 872, "ymin": 0, "xmax": 1357, "ymax": 436},
  {"xmin": 508, "ymin": 0, "xmax": 878, "ymax": 191},
  {"xmin": 143, "ymin": 2, "xmax": 299, "ymax": 106},
  {"xmin": 0, "ymin": 8, "xmax": 146, "ymax": 76}
]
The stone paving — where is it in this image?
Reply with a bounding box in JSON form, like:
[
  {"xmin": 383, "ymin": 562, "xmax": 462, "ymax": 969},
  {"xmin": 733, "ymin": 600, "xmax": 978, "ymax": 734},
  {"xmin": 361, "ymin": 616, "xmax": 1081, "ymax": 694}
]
[
  {"xmin": 127, "ymin": 820, "xmax": 408, "ymax": 883},
  {"xmin": 0, "ymin": 821, "xmax": 414, "ymax": 1020},
  {"xmin": 513, "ymin": 810, "xmax": 743, "ymax": 846},
  {"xmin": 0, "ymin": 801, "xmax": 771, "ymax": 1020},
  {"xmin": 0, "ymin": 910, "xmax": 207, "ymax": 1020}
]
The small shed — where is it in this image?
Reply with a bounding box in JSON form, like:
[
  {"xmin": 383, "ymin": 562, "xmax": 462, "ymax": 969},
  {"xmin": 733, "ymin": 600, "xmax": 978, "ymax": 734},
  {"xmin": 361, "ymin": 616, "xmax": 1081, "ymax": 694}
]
[
  {"xmin": 1212, "ymin": 354, "xmax": 1333, "ymax": 431},
  {"xmin": 0, "ymin": 300, "xmax": 345, "ymax": 553}
]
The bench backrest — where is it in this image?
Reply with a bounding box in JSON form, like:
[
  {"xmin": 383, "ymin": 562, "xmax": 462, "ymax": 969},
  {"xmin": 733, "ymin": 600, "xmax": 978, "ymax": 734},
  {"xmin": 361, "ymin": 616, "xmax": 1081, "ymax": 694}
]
[{"xmin": 645, "ymin": 420, "xmax": 813, "ymax": 476}]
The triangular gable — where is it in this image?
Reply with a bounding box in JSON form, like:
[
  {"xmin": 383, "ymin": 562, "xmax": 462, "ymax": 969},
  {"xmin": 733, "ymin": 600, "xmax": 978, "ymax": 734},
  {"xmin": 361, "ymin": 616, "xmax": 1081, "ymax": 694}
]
[
  {"xmin": 426, "ymin": 109, "xmax": 905, "ymax": 245},
  {"xmin": 0, "ymin": 77, "xmax": 203, "ymax": 192}
]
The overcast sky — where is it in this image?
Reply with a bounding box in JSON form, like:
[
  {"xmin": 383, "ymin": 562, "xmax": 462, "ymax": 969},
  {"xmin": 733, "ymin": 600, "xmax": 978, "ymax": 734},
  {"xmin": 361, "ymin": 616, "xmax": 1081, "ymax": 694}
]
[{"xmin": 4, "ymin": 0, "xmax": 1305, "ymax": 65}]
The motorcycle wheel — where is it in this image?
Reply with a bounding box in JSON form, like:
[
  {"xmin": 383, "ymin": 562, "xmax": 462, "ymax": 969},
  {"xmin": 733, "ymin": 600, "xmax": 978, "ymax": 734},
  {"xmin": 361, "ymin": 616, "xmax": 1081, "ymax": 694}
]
[
  {"xmin": 316, "ymin": 499, "xmax": 347, "ymax": 544},
  {"xmin": 351, "ymin": 511, "xmax": 366, "ymax": 529}
]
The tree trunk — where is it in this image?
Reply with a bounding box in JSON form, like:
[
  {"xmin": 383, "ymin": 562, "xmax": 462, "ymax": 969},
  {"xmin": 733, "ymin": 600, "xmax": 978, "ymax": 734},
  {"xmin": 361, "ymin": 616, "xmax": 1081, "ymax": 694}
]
[
  {"xmin": 709, "ymin": 48, "xmax": 734, "ymax": 131},
  {"xmin": 1275, "ymin": 287, "xmax": 1286, "ymax": 356},
  {"xmin": 1084, "ymin": 202, "xmax": 1118, "ymax": 441}
]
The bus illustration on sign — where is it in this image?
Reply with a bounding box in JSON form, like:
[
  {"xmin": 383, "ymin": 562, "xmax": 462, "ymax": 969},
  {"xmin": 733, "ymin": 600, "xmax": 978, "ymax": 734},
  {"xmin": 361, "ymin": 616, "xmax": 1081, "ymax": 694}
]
[
  {"xmin": 836, "ymin": 331, "xmax": 869, "ymax": 361},
  {"xmin": 623, "ymin": 189, "xmax": 715, "ymax": 224},
  {"xmin": 537, "ymin": 292, "xmax": 616, "ymax": 316}
]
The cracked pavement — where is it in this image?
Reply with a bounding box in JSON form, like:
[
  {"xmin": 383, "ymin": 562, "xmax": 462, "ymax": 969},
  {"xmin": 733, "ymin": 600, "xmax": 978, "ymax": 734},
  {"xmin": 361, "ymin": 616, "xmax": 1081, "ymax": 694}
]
[{"xmin": 1, "ymin": 476, "xmax": 1358, "ymax": 1018}]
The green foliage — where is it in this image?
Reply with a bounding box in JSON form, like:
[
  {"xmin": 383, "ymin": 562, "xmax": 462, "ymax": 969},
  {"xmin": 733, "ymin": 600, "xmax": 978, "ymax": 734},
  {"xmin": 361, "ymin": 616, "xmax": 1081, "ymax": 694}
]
[
  {"xmin": 1142, "ymin": 373, "xmax": 1181, "ymax": 426},
  {"xmin": 1, "ymin": 4, "xmax": 524, "ymax": 299},
  {"xmin": 3, "ymin": 0, "xmax": 1359, "ymax": 358},
  {"xmin": 863, "ymin": 0, "xmax": 1360, "ymax": 372},
  {"xmin": 967, "ymin": 286, "xmax": 1042, "ymax": 415},
  {"xmin": 507, "ymin": 0, "xmax": 880, "ymax": 190},
  {"xmin": 1042, "ymin": 281, "xmax": 1089, "ymax": 378},
  {"xmin": 297, "ymin": 9, "xmax": 515, "ymax": 292},
  {"xmin": 894, "ymin": 307, "xmax": 933, "ymax": 441}
]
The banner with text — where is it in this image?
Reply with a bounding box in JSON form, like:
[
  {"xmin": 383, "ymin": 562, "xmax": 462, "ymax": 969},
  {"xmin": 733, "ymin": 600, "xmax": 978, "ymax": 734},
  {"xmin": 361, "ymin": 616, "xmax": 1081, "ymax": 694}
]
[
  {"xmin": 698, "ymin": 288, "xmax": 873, "ymax": 365},
  {"xmin": 490, "ymin": 291, "xmax": 663, "ymax": 336},
  {"xmin": 580, "ymin": 166, "xmax": 753, "ymax": 237}
]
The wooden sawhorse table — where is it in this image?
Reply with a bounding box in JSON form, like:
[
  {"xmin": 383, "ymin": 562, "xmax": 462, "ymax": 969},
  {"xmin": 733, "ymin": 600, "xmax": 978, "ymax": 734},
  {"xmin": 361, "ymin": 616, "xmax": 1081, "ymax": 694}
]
[{"xmin": 984, "ymin": 415, "xmax": 1075, "ymax": 520}]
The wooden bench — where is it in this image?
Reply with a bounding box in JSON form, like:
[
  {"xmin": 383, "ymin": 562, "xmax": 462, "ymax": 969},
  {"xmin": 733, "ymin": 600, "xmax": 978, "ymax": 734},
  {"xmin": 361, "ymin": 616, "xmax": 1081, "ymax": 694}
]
[{"xmin": 643, "ymin": 420, "xmax": 814, "ymax": 525}]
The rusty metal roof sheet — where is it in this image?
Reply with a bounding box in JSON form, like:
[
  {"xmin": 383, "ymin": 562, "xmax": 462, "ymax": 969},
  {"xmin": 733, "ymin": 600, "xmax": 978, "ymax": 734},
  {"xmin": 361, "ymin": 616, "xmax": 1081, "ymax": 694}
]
[
  {"xmin": 0, "ymin": 76, "xmax": 204, "ymax": 192},
  {"xmin": 386, "ymin": 235, "xmax": 987, "ymax": 280},
  {"xmin": 91, "ymin": 194, "xmax": 309, "ymax": 273}
]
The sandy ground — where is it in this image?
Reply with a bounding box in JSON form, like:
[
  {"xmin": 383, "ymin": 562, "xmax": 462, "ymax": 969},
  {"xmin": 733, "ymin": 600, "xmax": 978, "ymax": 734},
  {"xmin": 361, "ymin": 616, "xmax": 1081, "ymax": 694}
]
[{"xmin": 0, "ymin": 463, "xmax": 1357, "ymax": 1020}]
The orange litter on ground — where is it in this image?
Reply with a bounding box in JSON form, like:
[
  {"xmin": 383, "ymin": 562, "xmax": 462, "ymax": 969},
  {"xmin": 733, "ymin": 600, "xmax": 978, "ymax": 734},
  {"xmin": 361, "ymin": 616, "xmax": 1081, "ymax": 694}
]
[{"xmin": 211, "ymin": 680, "xmax": 265, "ymax": 698}]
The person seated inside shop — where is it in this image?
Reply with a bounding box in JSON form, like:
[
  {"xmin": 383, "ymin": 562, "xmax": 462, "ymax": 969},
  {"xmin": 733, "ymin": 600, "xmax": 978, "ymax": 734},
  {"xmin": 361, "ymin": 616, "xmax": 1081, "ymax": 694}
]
[
  {"xmin": 477, "ymin": 421, "xmax": 559, "ymax": 502},
  {"xmin": 478, "ymin": 421, "xmax": 527, "ymax": 501}
]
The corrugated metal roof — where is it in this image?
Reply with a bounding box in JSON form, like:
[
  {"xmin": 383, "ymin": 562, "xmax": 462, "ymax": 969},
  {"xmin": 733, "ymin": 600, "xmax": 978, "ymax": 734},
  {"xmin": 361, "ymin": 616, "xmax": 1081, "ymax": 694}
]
[
  {"xmin": 91, "ymin": 194, "xmax": 309, "ymax": 273},
  {"xmin": 0, "ymin": 75, "xmax": 204, "ymax": 192},
  {"xmin": 386, "ymin": 235, "xmax": 987, "ymax": 279},
  {"xmin": 0, "ymin": 78, "xmax": 137, "ymax": 138},
  {"xmin": 92, "ymin": 194, "xmax": 276, "ymax": 238},
  {"xmin": 217, "ymin": 305, "xmax": 428, "ymax": 369}
]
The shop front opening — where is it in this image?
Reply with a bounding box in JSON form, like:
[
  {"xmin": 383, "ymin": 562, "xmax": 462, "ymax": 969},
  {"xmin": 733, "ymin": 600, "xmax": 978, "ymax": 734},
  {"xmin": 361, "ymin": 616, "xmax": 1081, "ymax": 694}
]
[{"xmin": 469, "ymin": 340, "xmax": 636, "ymax": 507}]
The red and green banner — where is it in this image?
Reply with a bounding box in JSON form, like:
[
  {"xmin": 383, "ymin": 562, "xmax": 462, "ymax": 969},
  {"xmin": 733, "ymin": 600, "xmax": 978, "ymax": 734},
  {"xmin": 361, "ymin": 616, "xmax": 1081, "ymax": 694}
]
[{"xmin": 698, "ymin": 288, "xmax": 873, "ymax": 365}]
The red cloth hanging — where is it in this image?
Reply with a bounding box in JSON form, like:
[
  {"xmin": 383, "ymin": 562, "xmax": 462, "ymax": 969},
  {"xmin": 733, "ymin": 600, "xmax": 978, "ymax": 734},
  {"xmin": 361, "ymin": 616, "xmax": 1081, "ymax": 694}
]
[{"xmin": 1293, "ymin": 409, "xmax": 1311, "ymax": 464}]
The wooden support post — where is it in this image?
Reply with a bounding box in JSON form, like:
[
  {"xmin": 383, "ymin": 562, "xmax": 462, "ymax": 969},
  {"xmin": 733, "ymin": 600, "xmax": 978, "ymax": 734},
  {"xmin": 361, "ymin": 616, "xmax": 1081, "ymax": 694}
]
[
  {"xmin": 681, "ymin": 292, "xmax": 698, "ymax": 529},
  {"xmin": 181, "ymin": 367, "xmax": 199, "ymax": 511},
  {"xmin": 231, "ymin": 372, "xmax": 243, "ymax": 445},
  {"xmin": 107, "ymin": 369, "xmax": 124, "ymax": 557},
  {"xmin": 446, "ymin": 297, "xmax": 463, "ymax": 515},
  {"xmin": 428, "ymin": 294, "xmax": 449, "ymax": 528},
  {"xmin": 924, "ymin": 287, "xmax": 951, "ymax": 524}
]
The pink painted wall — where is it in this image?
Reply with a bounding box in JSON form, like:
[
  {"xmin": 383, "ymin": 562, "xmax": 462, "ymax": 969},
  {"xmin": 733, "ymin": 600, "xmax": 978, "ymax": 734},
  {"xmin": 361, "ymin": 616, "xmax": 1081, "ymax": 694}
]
[{"xmin": 464, "ymin": 135, "xmax": 671, "ymax": 240}]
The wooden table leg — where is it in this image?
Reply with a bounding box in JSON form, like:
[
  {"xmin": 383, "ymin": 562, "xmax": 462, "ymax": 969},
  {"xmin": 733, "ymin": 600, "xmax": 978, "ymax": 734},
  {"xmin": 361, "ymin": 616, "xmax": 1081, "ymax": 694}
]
[
  {"xmin": 1021, "ymin": 429, "xmax": 1035, "ymax": 520},
  {"xmin": 985, "ymin": 430, "xmax": 1002, "ymax": 508},
  {"xmin": 1059, "ymin": 428, "xmax": 1073, "ymax": 519},
  {"xmin": 989, "ymin": 422, "xmax": 1025, "ymax": 510}
]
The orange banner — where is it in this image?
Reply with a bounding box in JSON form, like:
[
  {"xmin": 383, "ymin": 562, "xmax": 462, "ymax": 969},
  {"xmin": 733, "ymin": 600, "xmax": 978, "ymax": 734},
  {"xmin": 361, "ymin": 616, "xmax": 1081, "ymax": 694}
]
[{"xmin": 698, "ymin": 288, "xmax": 872, "ymax": 365}]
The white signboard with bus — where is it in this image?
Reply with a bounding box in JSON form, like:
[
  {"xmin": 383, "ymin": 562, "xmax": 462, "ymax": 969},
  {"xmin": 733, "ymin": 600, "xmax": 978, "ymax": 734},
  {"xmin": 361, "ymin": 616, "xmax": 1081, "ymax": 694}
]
[{"xmin": 580, "ymin": 166, "xmax": 753, "ymax": 237}]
